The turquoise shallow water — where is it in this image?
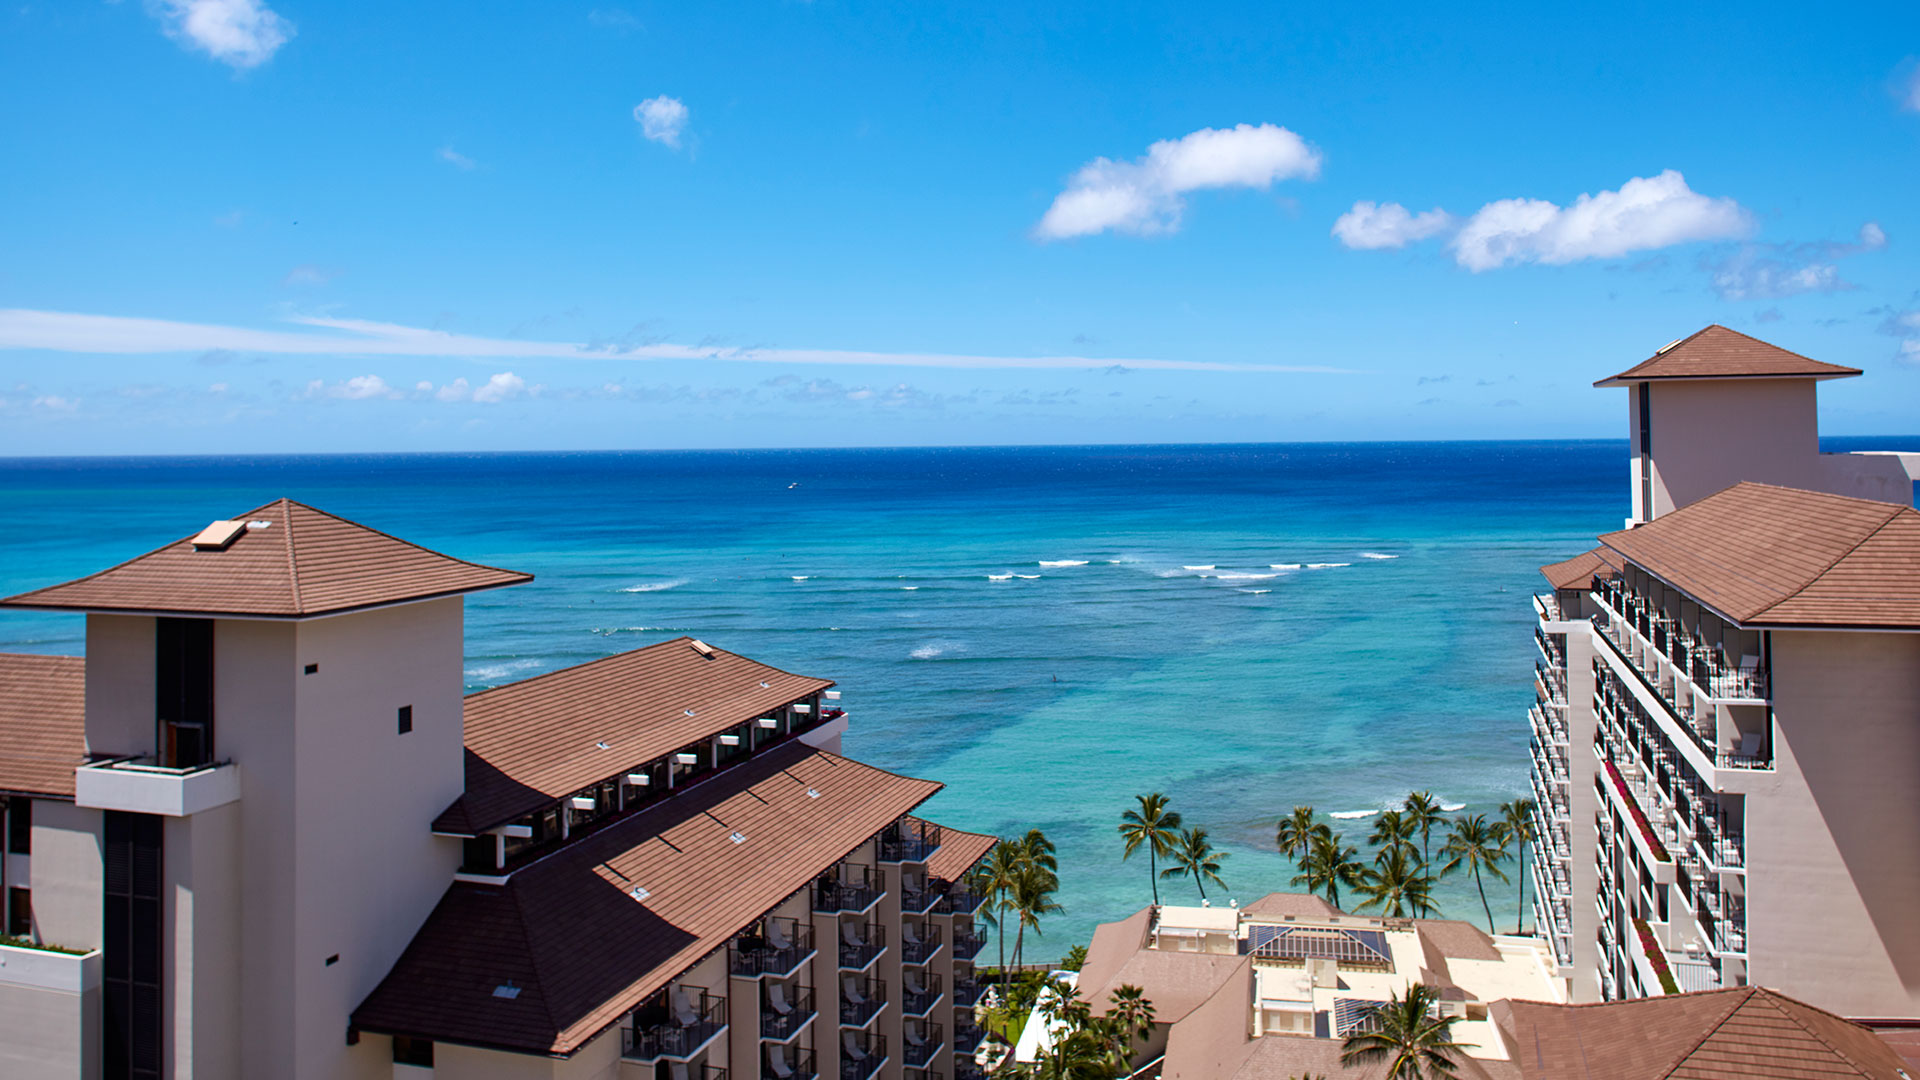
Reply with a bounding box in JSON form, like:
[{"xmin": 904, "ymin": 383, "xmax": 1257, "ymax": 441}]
[{"xmin": 0, "ymin": 442, "xmax": 1629, "ymax": 947}]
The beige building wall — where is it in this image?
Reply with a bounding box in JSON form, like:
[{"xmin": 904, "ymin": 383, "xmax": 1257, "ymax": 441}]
[
  {"xmin": 84, "ymin": 615, "xmax": 156, "ymax": 757},
  {"xmin": 1559, "ymin": 615, "xmax": 1603, "ymax": 1003},
  {"xmin": 30, "ymin": 800, "xmax": 105, "ymax": 951},
  {"xmin": 1754, "ymin": 629, "xmax": 1920, "ymax": 1018},
  {"xmin": 0, "ymin": 945, "xmax": 101, "ymax": 1080},
  {"xmin": 429, "ymin": 1025, "xmax": 624, "ymax": 1080},
  {"xmin": 165, "ymin": 800, "xmax": 242, "ymax": 1080}
]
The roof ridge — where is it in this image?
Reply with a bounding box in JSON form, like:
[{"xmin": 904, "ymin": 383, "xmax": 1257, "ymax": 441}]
[
  {"xmin": 0, "ymin": 514, "xmax": 218, "ymax": 604},
  {"xmin": 279, "ymin": 498, "xmax": 305, "ymax": 613},
  {"xmin": 1750, "ymin": 500, "xmax": 1912, "ymax": 623},
  {"xmin": 279, "ymin": 497, "xmax": 532, "ymax": 581},
  {"xmin": 499, "ymin": 881, "xmax": 567, "ymax": 1044},
  {"xmin": 1657, "ymin": 987, "xmax": 1757, "ymax": 1078},
  {"xmin": 1752, "ymin": 988, "xmax": 1879, "ymax": 1078},
  {"xmin": 463, "ymin": 636, "xmax": 834, "ymax": 701}
]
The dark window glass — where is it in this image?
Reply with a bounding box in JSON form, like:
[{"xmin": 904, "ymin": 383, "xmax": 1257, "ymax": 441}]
[
  {"xmin": 393, "ymin": 1036, "xmax": 435, "ymax": 1067},
  {"xmin": 462, "ymin": 835, "xmax": 497, "ymax": 874},
  {"xmin": 156, "ymin": 618, "xmax": 215, "ymax": 769},
  {"xmin": 6, "ymin": 887, "xmax": 28, "ymax": 936},
  {"xmin": 7, "ymin": 797, "xmax": 29, "ymax": 854},
  {"xmin": 104, "ymin": 811, "xmax": 163, "ymax": 1079},
  {"xmin": 397, "ymin": 705, "xmax": 413, "ymax": 735}
]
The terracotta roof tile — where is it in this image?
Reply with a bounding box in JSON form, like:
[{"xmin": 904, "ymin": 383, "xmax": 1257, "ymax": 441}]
[
  {"xmin": 0, "ymin": 653, "xmax": 85, "ymax": 799},
  {"xmin": 1541, "ymin": 547, "xmax": 1623, "ymax": 591},
  {"xmin": 1596, "ymin": 325, "xmax": 1862, "ymax": 386},
  {"xmin": 1598, "ymin": 482, "xmax": 1920, "ymax": 627},
  {"xmin": 0, "ymin": 499, "xmax": 531, "ymax": 618},
  {"xmin": 916, "ymin": 817, "xmax": 996, "ymax": 883},
  {"xmin": 435, "ymin": 637, "xmax": 834, "ymax": 835},
  {"xmin": 1239, "ymin": 892, "xmax": 1347, "ymax": 920},
  {"xmin": 354, "ymin": 742, "xmax": 941, "ymax": 1055}
]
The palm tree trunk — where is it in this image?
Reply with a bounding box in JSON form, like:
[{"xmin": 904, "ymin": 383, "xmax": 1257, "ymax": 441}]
[
  {"xmin": 1516, "ymin": 838, "xmax": 1527, "ymax": 934},
  {"xmin": 1475, "ymin": 864, "xmax": 1494, "ymax": 933},
  {"xmin": 1013, "ymin": 924, "xmax": 1025, "ymax": 973},
  {"xmin": 997, "ymin": 906, "xmax": 1008, "ymax": 989},
  {"xmin": 1195, "ymin": 871, "xmax": 1206, "ymax": 902},
  {"xmin": 1149, "ymin": 849, "xmax": 1159, "ymax": 906}
]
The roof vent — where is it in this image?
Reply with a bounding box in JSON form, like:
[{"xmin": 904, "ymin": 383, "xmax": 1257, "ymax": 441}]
[
  {"xmin": 1654, "ymin": 337, "xmax": 1684, "ymax": 355},
  {"xmin": 245, "ymin": 519, "xmax": 272, "ymax": 531},
  {"xmin": 684, "ymin": 708, "xmax": 696, "ymax": 717},
  {"xmin": 760, "ymin": 681, "xmax": 771, "ymax": 689},
  {"xmin": 690, "ymin": 639, "xmax": 716, "ymax": 659},
  {"xmin": 806, "ymin": 788, "xmax": 820, "ymax": 799},
  {"xmin": 629, "ymin": 885, "xmax": 651, "ymax": 902},
  {"xmin": 191, "ymin": 520, "xmax": 248, "ymax": 551},
  {"xmin": 595, "ymin": 741, "xmax": 611, "ymax": 750},
  {"xmin": 729, "ymin": 831, "xmax": 746, "ymax": 844},
  {"xmin": 493, "ymin": 982, "xmax": 522, "ymax": 1000}
]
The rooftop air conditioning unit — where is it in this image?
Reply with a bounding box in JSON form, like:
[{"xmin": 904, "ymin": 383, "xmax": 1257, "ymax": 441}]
[
  {"xmin": 498, "ymin": 824, "xmax": 534, "ymax": 839},
  {"xmin": 675, "ymin": 753, "xmax": 699, "ymax": 765},
  {"xmin": 719, "ymin": 735, "xmax": 741, "ymax": 746},
  {"xmin": 570, "ymin": 796, "xmax": 596, "ymax": 811},
  {"xmin": 758, "ymin": 718, "xmax": 779, "ymax": 729},
  {"xmin": 626, "ymin": 773, "xmax": 651, "ymax": 786},
  {"xmin": 792, "ymin": 704, "xmax": 812, "ymax": 715},
  {"xmin": 825, "ymin": 691, "xmax": 842, "ymax": 701}
]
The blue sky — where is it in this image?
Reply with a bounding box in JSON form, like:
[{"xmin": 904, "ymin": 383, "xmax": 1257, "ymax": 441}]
[{"xmin": 3, "ymin": 1, "xmax": 1919, "ymax": 453}]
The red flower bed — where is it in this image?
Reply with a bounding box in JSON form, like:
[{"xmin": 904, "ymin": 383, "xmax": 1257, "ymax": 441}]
[
  {"xmin": 1603, "ymin": 760, "xmax": 1672, "ymax": 862},
  {"xmin": 1632, "ymin": 919, "xmax": 1681, "ymax": 995}
]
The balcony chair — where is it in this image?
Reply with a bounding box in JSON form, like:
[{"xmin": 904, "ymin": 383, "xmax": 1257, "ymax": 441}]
[
  {"xmin": 843, "ymin": 1032, "xmax": 870, "ymax": 1064},
  {"xmin": 670, "ymin": 1062, "xmax": 692, "ymax": 1080},
  {"xmin": 768, "ymin": 982, "xmax": 794, "ymax": 1016},
  {"xmin": 1736, "ymin": 654, "xmax": 1759, "ymax": 688},
  {"xmin": 769, "ymin": 1051, "xmax": 795, "ymax": 1079},
  {"xmin": 673, "ymin": 989, "xmax": 700, "ymax": 1028},
  {"xmin": 905, "ymin": 971, "xmax": 926, "ymax": 997},
  {"xmin": 906, "ymin": 1026, "xmax": 928, "ymax": 1053},
  {"xmin": 842, "ymin": 923, "xmax": 866, "ymax": 950},
  {"xmin": 768, "ymin": 920, "xmax": 793, "ymax": 951},
  {"xmin": 843, "ymin": 976, "xmax": 868, "ymax": 1006},
  {"xmin": 902, "ymin": 922, "xmax": 924, "ymax": 949},
  {"xmin": 1735, "ymin": 732, "xmax": 1763, "ymax": 759}
]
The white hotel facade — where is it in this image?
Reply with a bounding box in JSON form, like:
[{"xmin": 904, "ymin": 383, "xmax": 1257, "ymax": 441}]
[{"xmin": 1527, "ymin": 325, "xmax": 1920, "ymax": 1018}]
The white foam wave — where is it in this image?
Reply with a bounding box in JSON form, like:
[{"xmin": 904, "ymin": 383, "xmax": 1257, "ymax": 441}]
[
  {"xmin": 1038, "ymin": 559, "xmax": 1088, "ymax": 567},
  {"xmin": 1014, "ymin": 574, "xmax": 1041, "ymax": 579},
  {"xmin": 901, "ymin": 586, "xmax": 919, "ymax": 591},
  {"xmin": 790, "ymin": 575, "xmax": 810, "ymax": 581},
  {"xmin": 621, "ymin": 579, "xmax": 688, "ymax": 593},
  {"xmin": 464, "ymin": 658, "xmax": 544, "ymax": 682},
  {"xmin": 1441, "ymin": 802, "xmax": 1466, "ymax": 812},
  {"xmin": 1305, "ymin": 562, "xmax": 1351, "ymax": 569},
  {"xmin": 1182, "ymin": 564, "xmax": 1215, "ymax": 571},
  {"xmin": 1215, "ymin": 572, "xmax": 1277, "ymax": 581},
  {"xmin": 910, "ymin": 644, "xmax": 943, "ymax": 659},
  {"xmin": 1329, "ymin": 809, "xmax": 1379, "ymax": 820},
  {"xmin": 1240, "ymin": 588, "xmax": 1271, "ymax": 595},
  {"xmin": 1270, "ymin": 563, "xmax": 1302, "ymax": 570},
  {"xmin": 1360, "ymin": 552, "xmax": 1399, "ymax": 560},
  {"xmin": 987, "ymin": 573, "xmax": 1013, "ymax": 581}
]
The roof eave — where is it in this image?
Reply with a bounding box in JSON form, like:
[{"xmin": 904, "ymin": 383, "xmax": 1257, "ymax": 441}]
[
  {"xmin": 1594, "ymin": 370, "xmax": 1862, "ymax": 388},
  {"xmin": 0, "ymin": 576, "xmax": 533, "ymax": 621}
]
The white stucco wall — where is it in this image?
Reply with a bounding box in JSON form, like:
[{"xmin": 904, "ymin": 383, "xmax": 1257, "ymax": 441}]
[
  {"xmin": 83, "ymin": 615, "xmax": 155, "ymax": 757},
  {"xmin": 30, "ymin": 800, "xmax": 104, "ymax": 952}
]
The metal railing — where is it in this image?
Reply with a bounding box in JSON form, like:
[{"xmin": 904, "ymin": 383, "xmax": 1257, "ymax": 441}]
[
  {"xmin": 939, "ymin": 884, "xmax": 986, "ymax": 917},
  {"xmin": 950, "ymin": 926, "xmax": 986, "ymax": 960},
  {"xmin": 761, "ymin": 985, "xmax": 815, "ymax": 1041},
  {"xmin": 626, "ymin": 991, "xmax": 728, "ymax": 1061},
  {"xmin": 762, "ymin": 1048, "xmax": 815, "ymax": 1080},
  {"xmin": 950, "ymin": 976, "xmax": 983, "ymax": 1008},
  {"xmin": 840, "ymin": 1034, "xmax": 887, "ymax": 1080},
  {"xmin": 840, "ymin": 976, "xmax": 887, "ymax": 1027},
  {"xmin": 838, "ymin": 923, "xmax": 887, "ymax": 969},
  {"xmin": 815, "ymin": 865, "xmax": 885, "ymax": 914},
  {"xmin": 902, "ymin": 972, "xmax": 944, "ymax": 1016},
  {"xmin": 903, "ymin": 1024, "xmax": 945, "ymax": 1067},
  {"xmin": 733, "ymin": 918, "xmax": 816, "ymax": 978},
  {"xmin": 900, "ymin": 922, "xmax": 943, "ymax": 965},
  {"xmin": 879, "ymin": 819, "xmax": 943, "ymax": 863}
]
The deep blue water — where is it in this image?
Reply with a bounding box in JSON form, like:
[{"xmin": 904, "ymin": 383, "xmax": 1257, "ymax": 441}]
[{"xmin": 0, "ymin": 438, "xmax": 1879, "ymax": 946}]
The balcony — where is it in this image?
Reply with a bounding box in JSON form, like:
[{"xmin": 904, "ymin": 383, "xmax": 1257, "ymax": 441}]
[
  {"xmin": 840, "ymin": 1032, "xmax": 887, "ymax": 1080},
  {"xmin": 1590, "ymin": 589, "xmax": 1773, "ymax": 768},
  {"xmin": 906, "ymin": 1069, "xmax": 946, "ymax": 1080},
  {"xmin": 1530, "ymin": 703, "xmax": 1568, "ymax": 747},
  {"xmin": 903, "ymin": 1023, "xmax": 945, "ymax": 1068},
  {"xmin": 760, "ymin": 985, "xmax": 815, "ymax": 1042},
  {"xmin": 950, "ymin": 926, "xmax": 986, "ymax": 961},
  {"xmin": 838, "ymin": 923, "xmax": 886, "ymax": 970},
  {"xmin": 815, "ymin": 865, "xmax": 885, "ymax": 914},
  {"xmin": 900, "ymin": 876, "xmax": 942, "ymax": 915},
  {"xmin": 1535, "ymin": 625, "xmax": 1567, "ymax": 669},
  {"xmin": 763, "ymin": 1048, "xmax": 815, "ymax": 1080},
  {"xmin": 955, "ymin": 1061, "xmax": 986, "ymax": 1080},
  {"xmin": 840, "ymin": 976, "xmax": 887, "ymax": 1028},
  {"xmin": 879, "ymin": 819, "xmax": 943, "ymax": 864},
  {"xmin": 1534, "ymin": 593, "xmax": 1562, "ymax": 622},
  {"xmin": 1535, "ymin": 660, "xmax": 1567, "ymax": 706},
  {"xmin": 951, "ymin": 975, "xmax": 983, "ymax": 1009},
  {"xmin": 626, "ymin": 989, "xmax": 729, "ymax": 1062},
  {"xmin": 952, "ymin": 1014, "xmax": 984, "ymax": 1055},
  {"xmin": 902, "ymin": 971, "xmax": 944, "ymax": 1017},
  {"xmin": 74, "ymin": 755, "xmax": 240, "ymax": 817},
  {"xmin": 901, "ymin": 921, "xmax": 943, "ymax": 965},
  {"xmin": 938, "ymin": 883, "xmax": 986, "ymax": 917},
  {"xmin": 733, "ymin": 918, "xmax": 817, "ymax": 979}
]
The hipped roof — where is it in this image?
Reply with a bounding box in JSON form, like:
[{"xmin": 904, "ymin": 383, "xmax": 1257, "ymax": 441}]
[
  {"xmin": 0, "ymin": 498, "xmax": 531, "ymax": 618},
  {"xmin": 1596, "ymin": 325, "xmax": 1862, "ymax": 386},
  {"xmin": 1599, "ymin": 482, "xmax": 1920, "ymax": 628},
  {"xmin": 0, "ymin": 653, "xmax": 86, "ymax": 799},
  {"xmin": 354, "ymin": 742, "xmax": 940, "ymax": 1056},
  {"xmin": 1541, "ymin": 547, "xmax": 1623, "ymax": 591},
  {"xmin": 434, "ymin": 637, "xmax": 834, "ymax": 835}
]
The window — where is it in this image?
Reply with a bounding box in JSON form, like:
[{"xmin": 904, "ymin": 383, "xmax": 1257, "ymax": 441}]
[
  {"xmin": 6, "ymin": 887, "xmax": 28, "ymax": 936},
  {"xmin": 104, "ymin": 811, "xmax": 163, "ymax": 1079},
  {"xmin": 7, "ymin": 798, "xmax": 29, "ymax": 854},
  {"xmin": 392, "ymin": 1036, "xmax": 435, "ymax": 1067},
  {"xmin": 156, "ymin": 617, "xmax": 215, "ymax": 768},
  {"xmin": 397, "ymin": 705, "xmax": 413, "ymax": 735}
]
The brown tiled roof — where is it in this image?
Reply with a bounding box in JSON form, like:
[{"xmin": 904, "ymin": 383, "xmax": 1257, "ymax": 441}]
[
  {"xmin": 0, "ymin": 499, "xmax": 531, "ymax": 618},
  {"xmin": 354, "ymin": 742, "xmax": 941, "ymax": 1055},
  {"xmin": 1598, "ymin": 482, "xmax": 1920, "ymax": 628},
  {"xmin": 1595, "ymin": 325, "xmax": 1862, "ymax": 386},
  {"xmin": 0, "ymin": 654, "xmax": 85, "ymax": 799},
  {"xmin": 919, "ymin": 817, "xmax": 996, "ymax": 883},
  {"xmin": 433, "ymin": 637, "xmax": 835, "ymax": 835},
  {"xmin": 1541, "ymin": 547, "xmax": 1623, "ymax": 591},
  {"xmin": 1239, "ymin": 891, "xmax": 1347, "ymax": 921},
  {"xmin": 1499, "ymin": 987, "xmax": 1911, "ymax": 1078}
]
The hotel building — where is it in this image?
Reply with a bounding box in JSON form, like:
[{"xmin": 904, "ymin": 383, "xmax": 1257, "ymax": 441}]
[
  {"xmin": 1527, "ymin": 325, "xmax": 1920, "ymax": 1015},
  {"xmin": 0, "ymin": 499, "xmax": 995, "ymax": 1080}
]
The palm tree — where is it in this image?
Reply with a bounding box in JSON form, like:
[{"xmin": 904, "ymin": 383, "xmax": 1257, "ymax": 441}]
[
  {"xmin": 1403, "ymin": 791, "xmax": 1447, "ymax": 915},
  {"xmin": 1010, "ymin": 860, "xmax": 1064, "ymax": 970},
  {"xmin": 1340, "ymin": 983, "xmax": 1473, "ymax": 1079},
  {"xmin": 1292, "ymin": 829, "xmax": 1365, "ymax": 909},
  {"xmin": 1500, "ymin": 799, "xmax": 1538, "ymax": 934},
  {"xmin": 1104, "ymin": 984, "xmax": 1156, "ymax": 1064},
  {"xmin": 976, "ymin": 840, "xmax": 1026, "ymax": 987},
  {"xmin": 1119, "ymin": 794, "xmax": 1184, "ymax": 906},
  {"xmin": 1441, "ymin": 814, "xmax": 1511, "ymax": 933},
  {"xmin": 1159, "ymin": 826, "xmax": 1229, "ymax": 901},
  {"xmin": 1353, "ymin": 845, "xmax": 1436, "ymax": 918},
  {"xmin": 1274, "ymin": 805, "xmax": 1320, "ymax": 862},
  {"xmin": 1370, "ymin": 809, "xmax": 1418, "ymax": 861}
]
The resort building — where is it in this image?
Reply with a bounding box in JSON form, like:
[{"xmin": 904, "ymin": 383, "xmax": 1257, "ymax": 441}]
[
  {"xmin": 1527, "ymin": 326, "xmax": 1920, "ymax": 1019},
  {"xmin": 0, "ymin": 499, "xmax": 995, "ymax": 1080},
  {"xmin": 1069, "ymin": 894, "xmax": 1912, "ymax": 1078}
]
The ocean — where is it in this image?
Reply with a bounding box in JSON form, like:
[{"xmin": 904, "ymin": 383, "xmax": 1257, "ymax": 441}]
[{"xmin": 1, "ymin": 441, "xmax": 1632, "ymax": 948}]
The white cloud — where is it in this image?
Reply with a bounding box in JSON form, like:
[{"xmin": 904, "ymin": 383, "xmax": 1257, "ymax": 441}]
[
  {"xmin": 305, "ymin": 375, "xmax": 401, "ymax": 400},
  {"xmin": 282, "ymin": 264, "xmax": 335, "ymax": 287},
  {"xmin": 433, "ymin": 378, "xmax": 470, "ymax": 402},
  {"xmin": 634, "ymin": 96, "xmax": 689, "ymax": 149},
  {"xmin": 1331, "ymin": 201, "xmax": 1454, "ymax": 250},
  {"xmin": 1034, "ymin": 123, "xmax": 1322, "ymax": 240},
  {"xmin": 1449, "ymin": 170, "xmax": 1750, "ymax": 271},
  {"xmin": 438, "ymin": 146, "xmax": 477, "ymax": 171},
  {"xmin": 471, "ymin": 372, "xmax": 529, "ymax": 403},
  {"xmin": 0, "ymin": 308, "xmax": 1356, "ymax": 373},
  {"xmin": 1879, "ymin": 309, "xmax": 1920, "ymax": 365},
  {"xmin": 31, "ymin": 395, "xmax": 78, "ymax": 413},
  {"xmin": 154, "ymin": 0, "xmax": 295, "ymax": 69},
  {"xmin": 1709, "ymin": 222, "xmax": 1887, "ymax": 300}
]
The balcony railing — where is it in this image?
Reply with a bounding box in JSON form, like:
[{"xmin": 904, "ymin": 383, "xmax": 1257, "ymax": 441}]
[
  {"xmin": 903, "ymin": 1024, "xmax": 945, "ymax": 1068},
  {"xmin": 1534, "ymin": 592, "xmax": 1562, "ymax": 622},
  {"xmin": 938, "ymin": 883, "xmax": 986, "ymax": 917},
  {"xmin": 900, "ymin": 877, "xmax": 942, "ymax": 914},
  {"xmin": 761, "ymin": 985, "xmax": 815, "ymax": 1041},
  {"xmin": 951, "ymin": 976, "xmax": 983, "ymax": 1008},
  {"xmin": 1590, "ymin": 586, "xmax": 1773, "ymax": 764},
  {"xmin": 815, "ymin": 865, "xmax": 885, "ymax": 914},
  {"xmin": 955, "ymin": 1060, "xmax": 986, "ymax": 1080},
  {"xmin": 901, "ymin": 922, "xmax": 943, "ymax": 965},
  {"xmin": 840, "ymin": 1033, "xmax": 887, "ymax": 1080},
  {"xmin": 840, "ymin": 975, "xmax": 887, "ymax": 1027},
  {"xmin": 879, "ymin": 819, "xmax": 943, "ymax": 864},
  {"xmin": 734, "ymin": 918, "xmax": 817, "ymax": 978},
  {"xmin": 906, "ymin": 1069, "xmax": 946, "ymax": 1080},
  {"xmin": 763, "ymin": 1048, "xmax": 815, "ymax": 1080},
  {"xmin": 838, "ymin": 923, "xmax": 886, "ymax": 970},
  {"xmin": 952, "ymin": 1016, "xmax": 984, "ymax": 1055},
  {"xmin": 626, "ymin": 991, "xmax": 729, "ymax": 1061},
  {"xmin": 902, "ymin": 972, "xmax": 944, "ymax": 1016},
  {"xmin": 950, "ymin": 926, "xmax": 986, "ymax": 961}
]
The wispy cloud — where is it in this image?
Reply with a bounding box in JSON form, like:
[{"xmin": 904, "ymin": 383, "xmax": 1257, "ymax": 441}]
[
  {"xmin": 1034, "ymin": 123, "xmax": 1322, "ymax": 240},
  {"xmin": 304, "ymin": 375, "xmax": 402, "ymax": 401},
  {"xmin": 153, "ymin": 0, "xmax": 295, "ymax": 69},
  {"xmin": 1332, "ymin": 202, "xmax": 1453, "ymax": 250},
  {"xmin": 1707, "ymin": 223, "xmax": 1886, "ymax": 300},
  {"xmin": 282, "ymin": 265, "xmax": 336, "ymax": 287},
  {"xmin": 1879, "ymin": 308, "xmax": 1920, "ymax": 365},
  {"xmin": 1449, "ymin": 171, "xmax": 1749, "ymax": 271},
  {"xmin": 634, "ymin": 95, "xmax": 689, "ymax": 149},
  {"xmin": 0, "ymin": 309, "xmax": 1356, "ymax": 373},
  {"xmin": 437, "ymin": 145, "xmax": 478, "ymax": 171}
]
